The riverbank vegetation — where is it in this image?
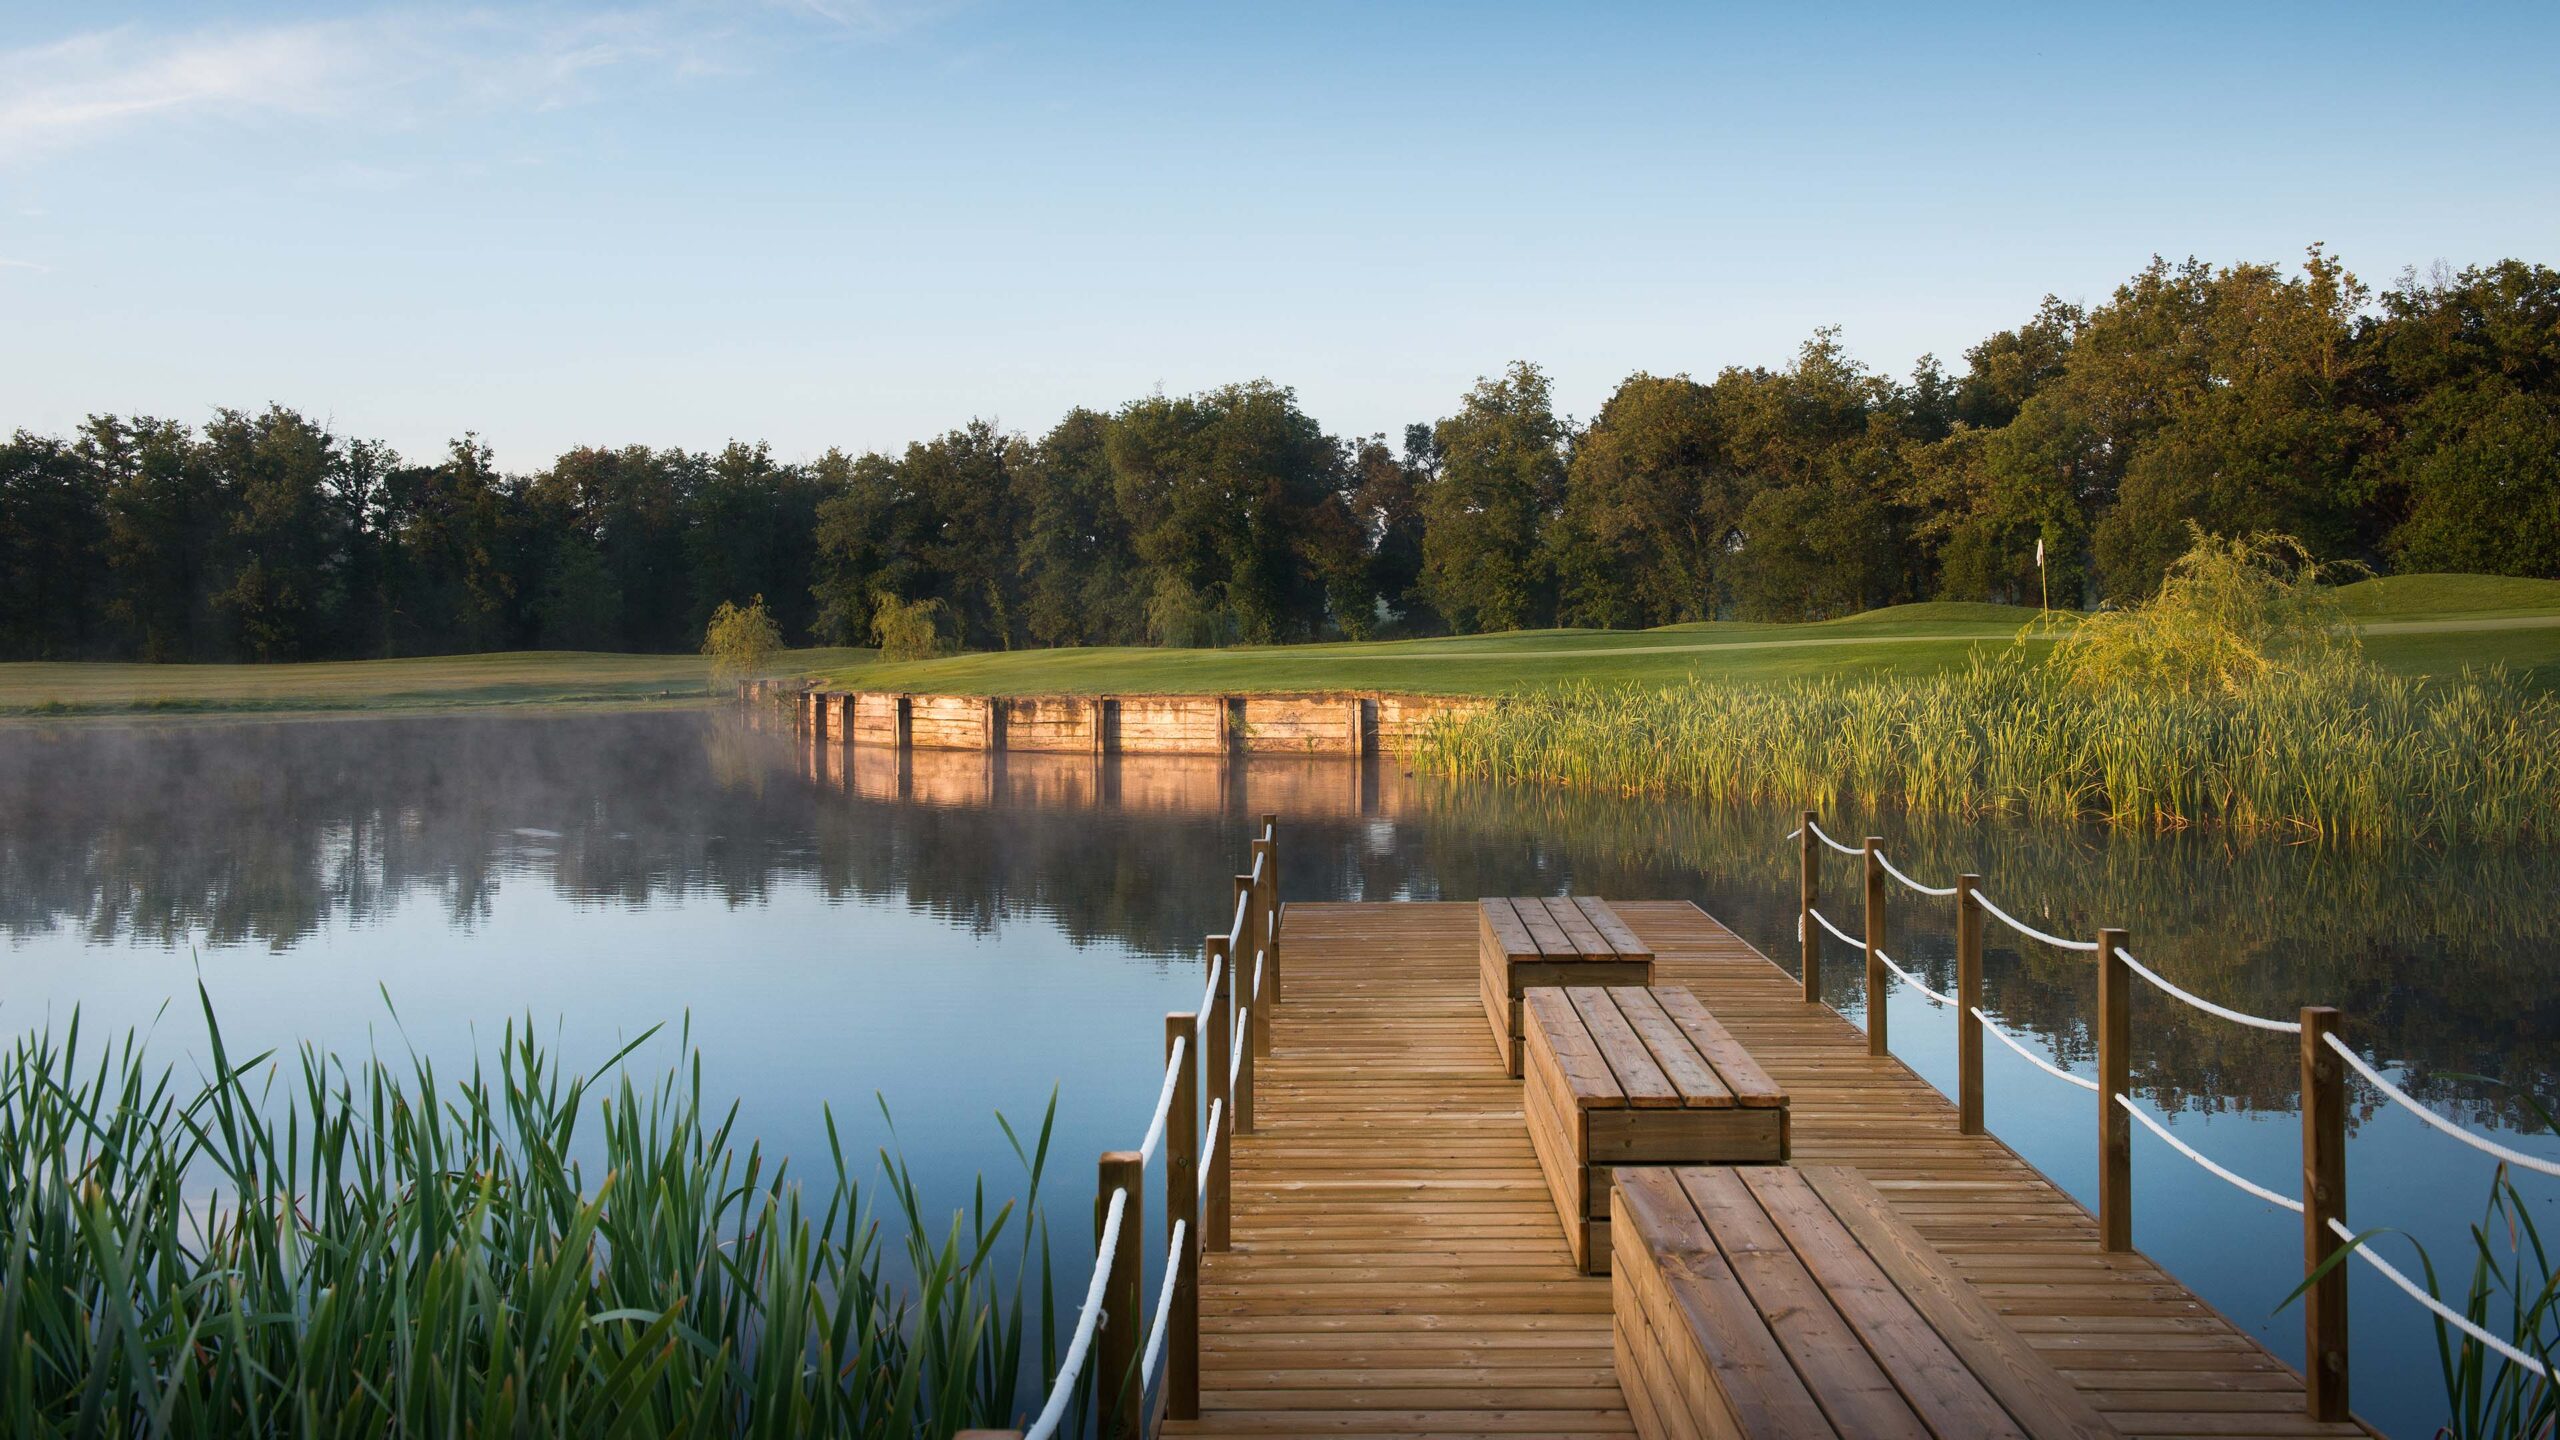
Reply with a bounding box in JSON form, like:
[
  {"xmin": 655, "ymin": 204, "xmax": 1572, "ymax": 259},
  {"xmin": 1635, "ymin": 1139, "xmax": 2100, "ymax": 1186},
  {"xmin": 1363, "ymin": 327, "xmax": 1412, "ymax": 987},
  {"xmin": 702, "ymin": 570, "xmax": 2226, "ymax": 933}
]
[
  {"xmin": 1414, "ymin": 535, "xmax": 2560, "ymax": 841},
  {"xmin": 4, "ymin": 252, "xmax": 2555, "ymax": 664},
  {"xmin": 0, "ymin": 1001, "xmax": 1055, "ymax": 1437}
]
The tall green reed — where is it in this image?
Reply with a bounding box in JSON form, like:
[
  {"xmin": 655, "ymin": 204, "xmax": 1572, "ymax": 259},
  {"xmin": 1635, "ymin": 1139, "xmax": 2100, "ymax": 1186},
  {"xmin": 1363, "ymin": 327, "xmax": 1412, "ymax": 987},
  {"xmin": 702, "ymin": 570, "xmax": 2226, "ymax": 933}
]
[
  {"xmin": 0, "ymin": 991, "xmax": 1056, "ymax": 1439},
  {"xmin": 1411, "ymin": 655, "xmax": 2560, "ymax": 842}
]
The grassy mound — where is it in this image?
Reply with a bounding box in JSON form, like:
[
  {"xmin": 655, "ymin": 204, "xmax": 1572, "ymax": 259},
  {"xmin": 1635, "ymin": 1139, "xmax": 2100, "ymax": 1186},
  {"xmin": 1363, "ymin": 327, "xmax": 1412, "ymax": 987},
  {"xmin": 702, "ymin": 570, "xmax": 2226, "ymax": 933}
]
[{"xmin": 2332, "ymin": 573, "xmax": 2560, "ymax": 616}]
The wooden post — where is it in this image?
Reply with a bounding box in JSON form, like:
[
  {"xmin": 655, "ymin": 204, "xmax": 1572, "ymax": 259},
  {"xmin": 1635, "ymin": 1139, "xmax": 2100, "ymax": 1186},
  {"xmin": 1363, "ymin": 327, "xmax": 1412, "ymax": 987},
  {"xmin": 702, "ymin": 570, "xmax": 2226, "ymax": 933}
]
[
  {"xmin": 2301, "ymin": 1006, "xmax": 2349, "ymax": 1420},
  {"xmin": 1863, "ymin": 837, "xmax": 1888, "ymax": 1058},
  {"xmin": 1095, "ymin": 1150, "xmax": 1144, "ymax": 1440},
  {"xmin": 1956, "ymin": 874, "xmax": 1985, "ymax": 1136},
  {"xmin": 1164, "ymin": 1013, "xmax": 1200, "ymax": 1421},
  {"xmin": 1204, "ymin": 935, "xmax": 1233, "ymax": 1252},
  {"xmin": 2097, "ymin": 928, "xmax": 2131, "ymax": 1252},
  {"xmin": 1798, "ymin": 811, "xmax": 1820, "ymax": 1004}
]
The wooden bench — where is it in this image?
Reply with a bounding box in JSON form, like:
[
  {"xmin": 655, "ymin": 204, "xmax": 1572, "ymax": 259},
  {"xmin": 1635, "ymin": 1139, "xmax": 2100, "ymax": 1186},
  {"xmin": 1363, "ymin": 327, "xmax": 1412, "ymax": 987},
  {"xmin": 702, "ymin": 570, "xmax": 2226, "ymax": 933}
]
[
  {"xmin": 1614, "ymin": 1165, "xmax": 2119, "ymax": 1440},
  {"xmin": 1524, "ymin": 985, "xmax": 1787, "ymax": 1274},
  {"xmin": 1479, "ymin": 897, "xmax": 1653, "ymax": 1078}
]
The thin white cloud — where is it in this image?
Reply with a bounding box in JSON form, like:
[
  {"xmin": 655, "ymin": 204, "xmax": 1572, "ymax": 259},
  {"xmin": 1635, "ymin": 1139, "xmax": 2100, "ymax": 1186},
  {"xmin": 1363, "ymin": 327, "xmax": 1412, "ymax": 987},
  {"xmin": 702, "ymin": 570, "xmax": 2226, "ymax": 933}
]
[
  {"xmin": 0, "ymin": 255, "xmax": 49, "ymax": 272},
  {"xmin": 0, "ymin": 7, "xmax": 835, "ymax": 163}
]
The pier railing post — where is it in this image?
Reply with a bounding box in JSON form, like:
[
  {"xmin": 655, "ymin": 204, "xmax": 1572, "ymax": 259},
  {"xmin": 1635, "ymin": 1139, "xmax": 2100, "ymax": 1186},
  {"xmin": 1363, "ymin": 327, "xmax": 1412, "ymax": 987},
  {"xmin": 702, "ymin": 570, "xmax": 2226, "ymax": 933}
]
[
  {"xmin": 1095, "ymin": 1150, "xmax": 1143, "ymax": 1440},
  {"xmin": 1164, "ymin": 1013, "xmax": 1200, "ymax": 1422},
  {"xmin": 1257, "ymin": 814, "xmax": 1281, "ymax": 1009},
  {"xmin": 1231, "ymin": 876, "xmax": 1257, "ymax": 1132},
  {"xmin": 1204, "ymin": 934, "xmax": 1233, "ymax": 1253},
  {"xmin": 2097, "ymin": 928, "xmax": 2132, "ymax": 1252},
  {"xmin": 1863, "ymin": 837, "xmax": 1887, "ymax": 1057},
  {"xmin": 2301, "ymin": 1006, "xmax": 2349, "ymax": 1420},
  {"xmin": 1798, "ymin": 811, "xmax": 1820, "ymax": 1003},
  {"xmin": 1956, "ymin": 874, "xmax": 1985, "ymax": 1135}
]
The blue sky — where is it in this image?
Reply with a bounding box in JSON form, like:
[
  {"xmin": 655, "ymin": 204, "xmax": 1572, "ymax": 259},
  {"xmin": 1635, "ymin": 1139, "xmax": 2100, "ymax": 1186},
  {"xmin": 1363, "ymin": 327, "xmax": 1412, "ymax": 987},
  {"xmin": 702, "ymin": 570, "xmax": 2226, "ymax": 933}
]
[{"xmin": 3, "ymin": 2, "xmax": 2555, "ymax": 468}]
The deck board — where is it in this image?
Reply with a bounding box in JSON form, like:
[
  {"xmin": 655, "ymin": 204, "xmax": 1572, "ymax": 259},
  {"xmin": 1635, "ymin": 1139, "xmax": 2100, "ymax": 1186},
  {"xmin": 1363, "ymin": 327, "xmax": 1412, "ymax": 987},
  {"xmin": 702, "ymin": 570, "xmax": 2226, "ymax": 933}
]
[{"xmin": 1164, "ymin": 901, "xmax": 2369, "ymax": 1440}]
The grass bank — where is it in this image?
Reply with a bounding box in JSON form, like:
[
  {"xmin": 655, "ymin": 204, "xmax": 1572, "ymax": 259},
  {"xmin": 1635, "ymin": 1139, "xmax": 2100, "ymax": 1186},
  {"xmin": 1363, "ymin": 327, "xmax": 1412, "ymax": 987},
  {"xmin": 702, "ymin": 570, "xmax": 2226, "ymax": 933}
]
[
  {"xmin": 4, "ymin": 572, "xmax": 2555, "ymax": 719},
  {"xmin": 0, "ymin": 649, "xmax": 873, "ymax": 719},
  {"xmin": 0, "ymin": 1000, "xmax": 1056, "ymax": 1438}
]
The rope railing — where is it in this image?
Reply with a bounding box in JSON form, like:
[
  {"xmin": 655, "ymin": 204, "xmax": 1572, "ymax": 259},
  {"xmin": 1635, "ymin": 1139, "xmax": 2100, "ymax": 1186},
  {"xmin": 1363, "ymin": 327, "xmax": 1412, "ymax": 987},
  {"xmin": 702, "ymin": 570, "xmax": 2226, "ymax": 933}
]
[
  {"xmin": 1139, "ymin": 1220, "xmax": 1187, "ymax": 1388},
  {"xmin": 1009, "ymin": 815, "xmax": 1275, "ymax": 1440},
  {"xmin": 1136, "ymin": 1036, "xmax": 1187, "ymax": 1165},
  {"xmin": 1789, "ymin": 810, "xmax": 2560, "ymax": 1421},
  {"xmin": 2116, "ymin": 1092, "xmax": 2303, "ymax": 1213},
  {"xmin": 1807, "ymin": 906, "xmax": 1862, "ymax": 951},
  {"xmin": 1020, "ymin": 1186, "xmax": 1127, "ymax": 1440},
  {"xmin": 1196, "ymin": 1099, "xmax": 1224, "ymax": 1205},
  {"xmin": 1972, "ymin": 1005, "xmax": 2099, "ymax": 1092},
  {"xmin": 2113, "ymin": 946, "xmax": 2301, "ymax": 1034},
  {"xmin": 1799, "ymin": 820, "xmax": 1865, "ymax": 856},
  {"xmin": 2330, "ymin": 1217, "xmax": 2556, "ymax": 1380},
  {"xmin": 1876, "ymin": 850, "xmax": 1958, "ymax": 898},
  {"xmin": 1971, "ymin": 889, "xmax": 2100, "ymax": 952},
  {"xmin": 1873, "ymin": 948, "xmax": 1954, "ymax": 1008},
  {"xmin": 2325, "ymin": 1032, "xmax": 2560, "ymax": 1179}
]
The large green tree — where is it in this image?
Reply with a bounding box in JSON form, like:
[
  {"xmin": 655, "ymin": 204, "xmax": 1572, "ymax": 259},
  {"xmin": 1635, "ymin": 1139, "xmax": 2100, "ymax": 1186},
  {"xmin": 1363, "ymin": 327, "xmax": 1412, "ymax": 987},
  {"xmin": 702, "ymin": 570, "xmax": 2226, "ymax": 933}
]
[{"xmin": 1419, "ymin": 362, "xmax": 1568, "ymax": 632}]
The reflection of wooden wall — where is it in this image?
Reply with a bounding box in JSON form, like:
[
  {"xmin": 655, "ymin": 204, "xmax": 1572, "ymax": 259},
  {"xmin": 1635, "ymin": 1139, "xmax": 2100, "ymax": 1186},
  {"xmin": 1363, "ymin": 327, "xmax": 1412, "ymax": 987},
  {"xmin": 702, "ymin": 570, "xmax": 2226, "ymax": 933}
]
[
  {"xmin": 802, "ymin": 689, "xmax": 1473, "ymax": 757},
  {"xmin": 799, "ymin": 743, "xmax": 1382, "ymax": 822}
]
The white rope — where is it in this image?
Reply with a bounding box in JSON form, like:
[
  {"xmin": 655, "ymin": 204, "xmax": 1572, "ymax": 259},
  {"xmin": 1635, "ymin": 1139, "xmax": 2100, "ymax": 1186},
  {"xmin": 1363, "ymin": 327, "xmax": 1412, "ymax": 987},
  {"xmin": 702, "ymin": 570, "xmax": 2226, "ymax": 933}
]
[
  {"xmin": 1804, "ymin": 821, "xmax": 1865, "ymax": 856},
  {"xmin": 2115, "ymin": 1093, "xmax": 2303, "ymax": 1213},
  {"xmin": 2113, "ymin": 946, "xmax": 2301, "ymax": 1034},
  {"xmin": 1021, "ymin": 1186, "xmax": 1128, "ymax": 1440},
  {"xmin": 2332, "ymin": 1216, "xmax": 2555, "ymax": 1379},
  {"xmin": 1808, "ymin": 906, "xmax": 1863, "ymax": 950},
  {"xmin": 1229, "ymin": 1011, "xmax": 1248, "ymax": 1086},
  {"xmin": 1876, "ymin": 850, "xmax": 1959, "ymax": 898},
  {"xmin": 1136, "ymin": 1036, "xmax": 1188, "ymax": 1165},
  {"xmin": 1250, "ymin": 952, "xmax": 1266, "ymax": 1005},
  {"xmin": 1227, "ymin": 891, "xmax": 1249, "ymax": 951},
  {"xmin": 1196, "ymin": 1100, "xmax": 1224, "ymax": 1204},
  {"xmin": 1972, "ymin": 1007, "xmax": 2099, "ymax": 1092},
  {"xmin": 1192, "ymin": 958, "xmax": 1224, "ymax": 1041},
  {"xmin": 1139, "ymin": 1219, "xmax": 1187, "ymax": 1388},
  {"xmin": 1973, "ymin": 890, "xmax": 2099, "ymax": 952},
  {"xmin": 2326, "ymin": 1033, "xmax": 2560, "ymax": 1179},
  {"xmin": 1874, "ymin": 949, "xmax": 1955, "ymax": 1008}
]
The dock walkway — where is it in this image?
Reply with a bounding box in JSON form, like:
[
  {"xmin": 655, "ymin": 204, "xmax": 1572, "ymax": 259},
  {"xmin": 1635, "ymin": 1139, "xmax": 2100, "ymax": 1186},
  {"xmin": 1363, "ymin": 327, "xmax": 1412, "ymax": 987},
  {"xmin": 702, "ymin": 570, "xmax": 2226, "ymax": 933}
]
[{"xmin": 1165, "ymin": 900, "xmax": 2368, "ymax": 1440}]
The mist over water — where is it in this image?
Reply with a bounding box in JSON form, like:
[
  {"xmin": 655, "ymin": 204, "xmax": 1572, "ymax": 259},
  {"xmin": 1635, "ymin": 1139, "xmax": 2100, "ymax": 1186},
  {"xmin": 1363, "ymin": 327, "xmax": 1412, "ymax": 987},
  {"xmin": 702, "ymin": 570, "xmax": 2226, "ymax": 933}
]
[{"xmin": 2, "ymin": 710, "xmax": 2553, "ymax": 1437}]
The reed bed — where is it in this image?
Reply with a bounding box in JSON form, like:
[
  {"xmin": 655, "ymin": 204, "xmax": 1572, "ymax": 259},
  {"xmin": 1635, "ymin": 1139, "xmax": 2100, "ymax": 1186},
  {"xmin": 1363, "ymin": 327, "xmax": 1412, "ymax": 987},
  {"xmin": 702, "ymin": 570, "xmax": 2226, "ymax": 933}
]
[
  {"xmin": 0, "ymin": 997, "xmax": 1056, "ymax": 1439},
  {"xmin": 1411, "ymin": 657, "xmax": 2560, "ymax": 842}
]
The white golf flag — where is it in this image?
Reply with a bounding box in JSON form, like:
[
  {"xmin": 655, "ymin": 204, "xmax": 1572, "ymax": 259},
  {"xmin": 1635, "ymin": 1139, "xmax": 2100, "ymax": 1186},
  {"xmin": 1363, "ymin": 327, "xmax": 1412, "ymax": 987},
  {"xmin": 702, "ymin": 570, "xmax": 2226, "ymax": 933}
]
[{"xmin": 2035, "ymin": 537, "xmax": 2045, "ymax": 567}]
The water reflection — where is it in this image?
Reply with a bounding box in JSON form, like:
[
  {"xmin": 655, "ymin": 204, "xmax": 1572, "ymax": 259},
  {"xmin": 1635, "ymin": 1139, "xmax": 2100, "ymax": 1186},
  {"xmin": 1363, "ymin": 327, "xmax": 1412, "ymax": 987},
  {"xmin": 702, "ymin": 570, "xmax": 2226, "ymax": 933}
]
[{"xmin": 7, "ymin": 711, "xmax": 2558, "ymax": 1122}]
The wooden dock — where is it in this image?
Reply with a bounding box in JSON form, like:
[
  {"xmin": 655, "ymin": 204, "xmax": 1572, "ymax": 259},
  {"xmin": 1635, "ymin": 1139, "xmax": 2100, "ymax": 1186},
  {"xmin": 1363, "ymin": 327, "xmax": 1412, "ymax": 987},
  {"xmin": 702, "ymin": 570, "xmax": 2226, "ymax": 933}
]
[{"xmin": 1164, "ymin": 901, "xmax": 2370, "ymax": 1440}]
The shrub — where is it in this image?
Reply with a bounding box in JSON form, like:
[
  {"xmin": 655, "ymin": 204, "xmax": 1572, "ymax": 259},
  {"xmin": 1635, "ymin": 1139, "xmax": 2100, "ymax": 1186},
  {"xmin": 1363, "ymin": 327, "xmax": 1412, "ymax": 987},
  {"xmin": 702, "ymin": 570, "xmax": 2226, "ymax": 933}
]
[
  {"xmin": 702, "ymin": 595, "xmax": 783, "ymax": 690},
  {"xmin": 871, "ymin": 594, "xmax": 957, "ymax": 662}
]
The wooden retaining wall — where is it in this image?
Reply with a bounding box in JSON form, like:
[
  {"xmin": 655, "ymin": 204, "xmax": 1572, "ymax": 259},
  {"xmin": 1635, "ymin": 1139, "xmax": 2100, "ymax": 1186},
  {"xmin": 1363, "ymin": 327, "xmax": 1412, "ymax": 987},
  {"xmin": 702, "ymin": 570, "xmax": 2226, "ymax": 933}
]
[{"xmin": 793, "ymin": 690, "xmax": 1480, "ymax": 758}]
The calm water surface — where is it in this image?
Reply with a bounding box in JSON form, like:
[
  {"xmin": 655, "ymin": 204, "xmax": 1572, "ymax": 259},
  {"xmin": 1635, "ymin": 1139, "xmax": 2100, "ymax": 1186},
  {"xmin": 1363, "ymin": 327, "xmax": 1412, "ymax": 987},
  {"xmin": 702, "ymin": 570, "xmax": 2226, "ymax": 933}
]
[{"xmin": 5, "ymin": 709, "xmax": 2557, "ymax": 1438}]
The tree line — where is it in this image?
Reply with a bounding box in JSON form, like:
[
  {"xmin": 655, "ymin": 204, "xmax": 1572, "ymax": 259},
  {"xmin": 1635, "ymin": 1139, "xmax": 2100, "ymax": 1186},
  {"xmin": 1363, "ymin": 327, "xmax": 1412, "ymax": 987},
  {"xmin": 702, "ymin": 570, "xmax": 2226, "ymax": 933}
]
[{"xmin": 2, "ymin": 249, "xmax": 2553, "ymax": 662}]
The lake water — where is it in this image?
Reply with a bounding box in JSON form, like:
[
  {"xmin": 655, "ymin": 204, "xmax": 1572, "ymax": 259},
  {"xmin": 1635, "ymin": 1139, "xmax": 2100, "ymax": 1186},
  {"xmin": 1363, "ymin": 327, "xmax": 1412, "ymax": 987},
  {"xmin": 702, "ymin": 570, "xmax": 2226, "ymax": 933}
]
[{"xmin": 4, "ymin": 708, "xmax": 2556, "ymax": 1438}]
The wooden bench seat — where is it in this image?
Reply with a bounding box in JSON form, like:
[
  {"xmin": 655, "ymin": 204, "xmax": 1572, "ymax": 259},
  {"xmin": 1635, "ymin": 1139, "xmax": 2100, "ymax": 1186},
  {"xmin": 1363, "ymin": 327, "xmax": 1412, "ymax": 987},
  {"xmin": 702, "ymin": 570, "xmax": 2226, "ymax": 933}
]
[
  {"xmin": 1479, "ymin": 896, "xmax": 1654, "ymax": 1077},
  {"xmin": 1525, "ymin": 985, "xmax": 1786, "ymax": 1274},
  {"xmin": 1614, "ymin": 1165, "xmax": 2118, "ymax": 1440}
]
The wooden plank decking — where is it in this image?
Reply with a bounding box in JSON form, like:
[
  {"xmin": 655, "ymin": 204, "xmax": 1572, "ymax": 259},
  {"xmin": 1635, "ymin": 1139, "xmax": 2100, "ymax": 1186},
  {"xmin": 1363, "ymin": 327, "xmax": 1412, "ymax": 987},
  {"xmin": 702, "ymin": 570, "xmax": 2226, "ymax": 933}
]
[{"xmin": 1164, "ymin": 901, "xmax": 2369, "ymax": 1440}]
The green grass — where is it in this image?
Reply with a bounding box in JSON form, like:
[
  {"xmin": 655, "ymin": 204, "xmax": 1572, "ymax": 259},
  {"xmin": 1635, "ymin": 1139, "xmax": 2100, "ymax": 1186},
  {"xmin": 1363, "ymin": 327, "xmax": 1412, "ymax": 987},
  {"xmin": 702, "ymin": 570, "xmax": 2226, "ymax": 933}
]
[
  {"xmin": 815, "ymin": 586, "xmax": 2560, "ymax": 697},
  {"xmin": 0, "ymin": 996, "xmax": 1059, "ymax": 1438},
  {"xmin": 8, "ymin": 572, "xmax": 2557, "ymax": 720},
  {"xmin": 0, "ymin": 649, "xmax": 874, "ymax": 719}
]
